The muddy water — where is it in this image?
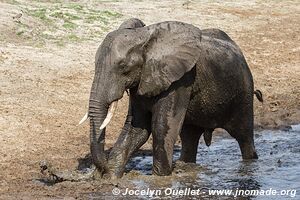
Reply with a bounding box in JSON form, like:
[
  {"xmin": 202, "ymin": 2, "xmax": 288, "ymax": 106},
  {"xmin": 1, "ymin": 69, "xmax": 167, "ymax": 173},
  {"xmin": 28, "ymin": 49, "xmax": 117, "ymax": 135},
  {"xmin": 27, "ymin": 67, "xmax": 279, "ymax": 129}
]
[{"xmin": 111, "ymin": 127, "xmax": 300, "ymax": 199}]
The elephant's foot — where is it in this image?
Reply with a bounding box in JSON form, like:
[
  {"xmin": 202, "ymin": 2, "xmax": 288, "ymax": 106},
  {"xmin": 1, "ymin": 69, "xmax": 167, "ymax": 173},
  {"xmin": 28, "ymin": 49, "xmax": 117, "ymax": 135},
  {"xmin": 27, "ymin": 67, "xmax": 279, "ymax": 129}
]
[
  {"xmin": 39, "ymin": 160, "xmax": 99, "ymax": 183},
  {"xmin": 238, "ymin": 142, "xmax": 258, "ymax": 160}
]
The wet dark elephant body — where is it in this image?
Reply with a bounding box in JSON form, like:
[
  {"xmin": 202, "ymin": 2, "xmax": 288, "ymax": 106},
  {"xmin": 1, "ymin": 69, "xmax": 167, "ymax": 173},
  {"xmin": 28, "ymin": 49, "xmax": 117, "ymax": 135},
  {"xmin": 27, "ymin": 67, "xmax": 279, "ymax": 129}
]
[
  {"xmin": 87, "ymin": 19, "xmax": 260, "ymax": 178},
  {"xmin": 180, "ymin": 30, "xmax": 257, "ymax": 163}
]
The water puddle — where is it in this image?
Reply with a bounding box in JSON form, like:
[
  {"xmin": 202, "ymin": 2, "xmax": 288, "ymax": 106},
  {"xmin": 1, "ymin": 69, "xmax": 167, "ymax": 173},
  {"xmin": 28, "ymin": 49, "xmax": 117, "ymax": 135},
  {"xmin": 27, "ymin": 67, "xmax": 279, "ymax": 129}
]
[{"xmin": 121, "ymin": 126, "xmax": 300, "ymax": 199}]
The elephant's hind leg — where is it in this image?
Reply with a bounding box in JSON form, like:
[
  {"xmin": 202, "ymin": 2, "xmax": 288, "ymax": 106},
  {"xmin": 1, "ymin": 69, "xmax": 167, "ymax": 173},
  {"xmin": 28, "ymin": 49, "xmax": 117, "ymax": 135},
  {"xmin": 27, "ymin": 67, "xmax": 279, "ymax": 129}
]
[
  {"xmin": 224, "ymin": 116, "xmax": 258, "ymax": 159},
  {"xmin": 179, "ymin": 125, "xmax": 203, "ymax": 163},
  {"xmin": 232, "ymin": 130, "xmax": 258, "ymax": 160}
]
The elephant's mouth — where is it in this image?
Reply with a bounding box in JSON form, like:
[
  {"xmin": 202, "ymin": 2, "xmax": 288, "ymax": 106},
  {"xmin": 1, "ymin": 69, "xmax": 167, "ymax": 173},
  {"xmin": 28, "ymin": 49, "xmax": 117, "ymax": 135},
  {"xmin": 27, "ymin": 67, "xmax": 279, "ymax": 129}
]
[
  {"xmin": 99, "ymin": 100, "xmax": 118, "ymax": 130},
  {"xmin": 79, "ymin": 100, "xmax": 118, "ymax": 129}
]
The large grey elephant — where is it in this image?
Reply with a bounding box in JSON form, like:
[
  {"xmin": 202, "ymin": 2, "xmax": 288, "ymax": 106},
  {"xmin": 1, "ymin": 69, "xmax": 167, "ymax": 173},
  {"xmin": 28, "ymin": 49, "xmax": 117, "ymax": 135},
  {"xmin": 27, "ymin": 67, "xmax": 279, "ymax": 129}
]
[{"xmin": 81, "ymin": 18, "xmax": 263, "ymax": 178}]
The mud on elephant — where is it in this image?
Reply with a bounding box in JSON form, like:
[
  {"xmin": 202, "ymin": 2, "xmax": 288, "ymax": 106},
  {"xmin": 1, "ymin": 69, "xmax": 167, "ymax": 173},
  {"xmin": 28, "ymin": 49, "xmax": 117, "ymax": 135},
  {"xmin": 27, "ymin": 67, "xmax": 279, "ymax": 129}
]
[{"xmin": 76, "ymin": 18, "xmax": 263, "ymax": 179}]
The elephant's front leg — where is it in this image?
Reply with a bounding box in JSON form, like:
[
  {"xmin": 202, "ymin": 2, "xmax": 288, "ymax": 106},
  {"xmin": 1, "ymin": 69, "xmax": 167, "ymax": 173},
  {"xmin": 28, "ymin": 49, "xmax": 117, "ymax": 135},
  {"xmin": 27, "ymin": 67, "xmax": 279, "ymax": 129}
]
[
  {"xmin": 107, "ymin": 126, "xmax": 150, "ymax": 178},
  {"xmin": 151, "ymin": 87, "xmax": 192, "ymax": 176},
  {"xmin": 107, "ymin": 97, "xmax": 151, "ymax": 178}
]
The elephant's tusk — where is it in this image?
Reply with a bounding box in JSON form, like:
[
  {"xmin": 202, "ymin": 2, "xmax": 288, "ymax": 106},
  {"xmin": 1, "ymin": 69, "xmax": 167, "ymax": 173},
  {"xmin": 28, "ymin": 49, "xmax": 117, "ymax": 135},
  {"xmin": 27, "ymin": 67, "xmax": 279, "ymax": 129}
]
[
  {"xmin": 100, "ymin": 101, "xmax": 118, "ymax": 130},
  {"xmin": 79, "ymin": 112, "xmax": 89, "ymax": 125}
]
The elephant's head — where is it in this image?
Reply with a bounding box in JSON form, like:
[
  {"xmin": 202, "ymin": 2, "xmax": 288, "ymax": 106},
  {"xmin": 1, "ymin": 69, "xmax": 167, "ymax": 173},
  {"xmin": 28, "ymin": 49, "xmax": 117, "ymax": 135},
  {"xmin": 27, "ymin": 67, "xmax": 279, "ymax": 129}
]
[{"xmin": 88, "ymin": 19, "xmax": 202, "ymax": 175}]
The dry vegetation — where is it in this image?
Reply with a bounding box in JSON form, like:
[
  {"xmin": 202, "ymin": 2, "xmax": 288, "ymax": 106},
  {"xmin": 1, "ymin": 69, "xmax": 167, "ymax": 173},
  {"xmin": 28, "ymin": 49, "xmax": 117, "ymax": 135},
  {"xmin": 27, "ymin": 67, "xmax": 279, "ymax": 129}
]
[{"xmin": 0, "ymin": 0, "xmax": 299, "ymax": 198}]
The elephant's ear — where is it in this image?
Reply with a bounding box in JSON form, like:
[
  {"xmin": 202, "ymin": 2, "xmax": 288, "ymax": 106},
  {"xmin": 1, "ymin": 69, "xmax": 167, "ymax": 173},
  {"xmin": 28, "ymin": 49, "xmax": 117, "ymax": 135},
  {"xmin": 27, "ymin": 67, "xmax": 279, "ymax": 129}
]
[
  {"xmin": 137, "ymin": 22, "xmax": 202, "ymax": 97},
  {"xmin": 118, "ymin": 18, "xmax": 145, "ymax": 29}
]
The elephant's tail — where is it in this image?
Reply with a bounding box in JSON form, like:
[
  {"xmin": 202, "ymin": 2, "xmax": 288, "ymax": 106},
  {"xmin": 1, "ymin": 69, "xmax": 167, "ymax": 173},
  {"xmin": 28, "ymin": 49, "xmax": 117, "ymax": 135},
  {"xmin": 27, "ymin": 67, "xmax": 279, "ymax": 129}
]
[{"xmin": 254, "ymin": 90, "xmax": 263, "ymax": 103}]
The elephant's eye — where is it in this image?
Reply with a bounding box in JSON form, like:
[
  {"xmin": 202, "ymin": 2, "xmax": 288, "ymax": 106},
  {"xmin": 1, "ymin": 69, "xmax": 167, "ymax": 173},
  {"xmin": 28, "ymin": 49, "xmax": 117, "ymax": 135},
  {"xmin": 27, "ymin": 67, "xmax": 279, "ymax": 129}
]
[
  {"xmin": 119, "ymin": 61, "xmax": 126, "ymax": 68},
  {"xmin": 118, "ymin": 61, "xmax": 129, "ymax": 73}
]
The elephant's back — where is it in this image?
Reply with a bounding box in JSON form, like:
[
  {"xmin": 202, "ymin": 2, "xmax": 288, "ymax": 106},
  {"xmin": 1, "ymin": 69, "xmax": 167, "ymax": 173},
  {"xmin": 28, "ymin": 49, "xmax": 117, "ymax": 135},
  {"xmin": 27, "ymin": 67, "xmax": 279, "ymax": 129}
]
[{"xmin": 202, "ymin": 28, "xmax": 233, "ymax": 42}]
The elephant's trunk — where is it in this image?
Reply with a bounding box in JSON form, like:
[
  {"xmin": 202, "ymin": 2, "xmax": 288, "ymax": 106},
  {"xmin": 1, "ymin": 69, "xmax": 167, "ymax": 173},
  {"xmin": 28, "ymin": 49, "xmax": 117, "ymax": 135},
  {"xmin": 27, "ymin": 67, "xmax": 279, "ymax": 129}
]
[
  {"xmin": 89, "ymin": 98, "xmax": 109, "ymax": 175},
  {"xmin": 89, "ymin": 98, "xmax": 118, "ymax": 175}
]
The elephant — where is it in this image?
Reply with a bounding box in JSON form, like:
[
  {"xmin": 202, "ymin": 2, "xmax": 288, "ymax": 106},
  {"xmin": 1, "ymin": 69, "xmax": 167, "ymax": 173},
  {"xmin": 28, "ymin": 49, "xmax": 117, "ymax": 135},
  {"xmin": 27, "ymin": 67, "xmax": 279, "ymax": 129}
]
[{"xmin": 80, "ymin": 18, "xmax": 263, "ymax": 179}]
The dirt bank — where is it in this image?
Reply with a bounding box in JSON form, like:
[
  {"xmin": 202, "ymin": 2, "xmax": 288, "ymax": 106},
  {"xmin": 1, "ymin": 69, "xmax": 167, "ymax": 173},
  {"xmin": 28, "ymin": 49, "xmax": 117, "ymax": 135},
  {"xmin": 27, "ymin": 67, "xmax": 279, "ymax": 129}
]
[{"xmin": 0, "ymin": 0, "xmax": 299, "ymax": 198}]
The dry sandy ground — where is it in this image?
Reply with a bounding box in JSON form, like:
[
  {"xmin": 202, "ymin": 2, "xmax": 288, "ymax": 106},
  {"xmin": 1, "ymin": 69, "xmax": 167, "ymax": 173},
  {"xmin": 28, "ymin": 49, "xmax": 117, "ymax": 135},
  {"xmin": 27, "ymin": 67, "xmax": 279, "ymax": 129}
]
[{"xmin": 0, "ymin": 0, "xmax": 299, "ymax": 199}]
